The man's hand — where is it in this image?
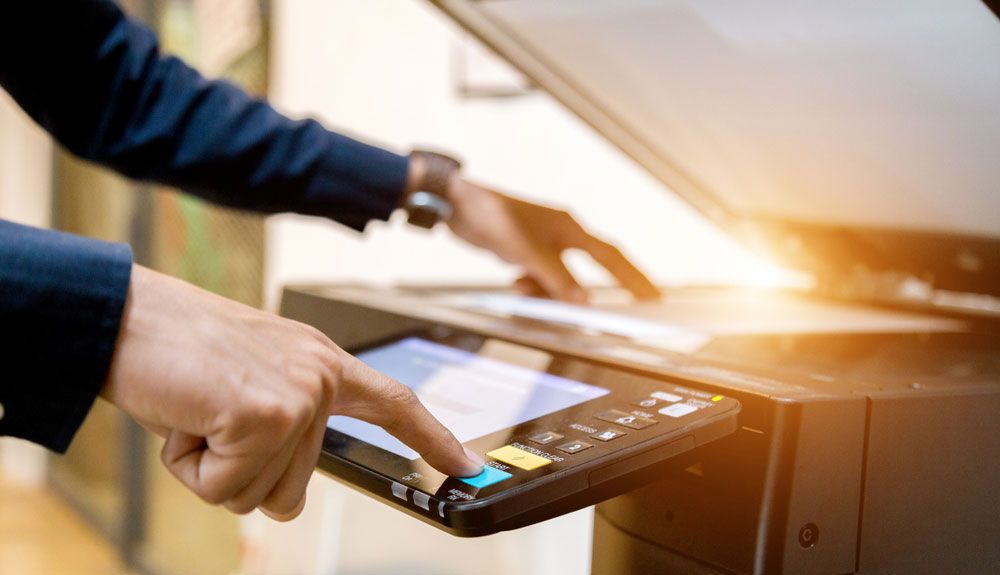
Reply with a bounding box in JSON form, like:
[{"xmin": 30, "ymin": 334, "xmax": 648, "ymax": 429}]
[
  {"xmin": 101, "ymin": 265, "xmax": 483, "ymax": 521},
  {"xmin": 446, "ymin": 179, "xmax": 662, "ymax": 303}
]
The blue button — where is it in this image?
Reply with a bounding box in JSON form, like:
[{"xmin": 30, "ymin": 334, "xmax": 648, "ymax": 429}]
[{"xmin": 459, "ymin": 465, "xmax": 512, "ymax": 489}]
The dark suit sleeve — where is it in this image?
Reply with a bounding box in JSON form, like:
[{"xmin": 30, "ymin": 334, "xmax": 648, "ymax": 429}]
[
  {"xmin": 0, "ymin": 0, "xmax": 408, "ymax": 232},
  {"xmin": 0, "ymin": 1, "xmax": 414, "ymax": 451},
  {"xmin": 0, "ymin": 220, "xmax": 132, "ymax": 452}
]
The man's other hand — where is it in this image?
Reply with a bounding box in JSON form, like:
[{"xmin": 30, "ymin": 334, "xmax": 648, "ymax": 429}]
[
  {"xmin": 446, "ymin": 180, "xmax": 661, "ymax": 303},
  {"xmin": 101, "ymin": 265, "xmax": 483, "ymax": 521}
]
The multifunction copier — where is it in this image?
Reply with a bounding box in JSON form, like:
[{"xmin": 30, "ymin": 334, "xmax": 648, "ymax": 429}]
[{"xmin": 281, "ymin": 2, "xmax": 1000, "ymax": 573}]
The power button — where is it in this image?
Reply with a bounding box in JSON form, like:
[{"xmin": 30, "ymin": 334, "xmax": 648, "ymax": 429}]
[{"xmin": 798, "ymin": 523, "xmax": 819, "ymax": 548}]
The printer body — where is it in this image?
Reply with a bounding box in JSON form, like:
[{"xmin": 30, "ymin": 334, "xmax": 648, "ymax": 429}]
[{"xmin": 281, "ymin": 284, "xmax": 999, "ymax": 575}]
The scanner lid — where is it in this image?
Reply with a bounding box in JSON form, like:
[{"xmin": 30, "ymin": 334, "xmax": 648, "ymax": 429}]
[{"xmin": 431, "ymin": 0, "xmax": 1000, "ymax": 299}]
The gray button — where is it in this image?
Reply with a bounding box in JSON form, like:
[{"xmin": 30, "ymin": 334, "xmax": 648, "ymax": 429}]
[
  {"xmin": 528, "ymin": 431, "xmax": 564, "ymax": 445},
  {"xmin": 391, "ymin": 481, "xmax": 409, "ymax": 502},
  {"xmin": 631, "ymin": 397, "xmax": 661, "ymax": 409},
  {"xmin": 591, "ymin": 429, "xmax": 627, "ymax": 442},
  {"xmin": 0, "ymin": 401, "xmax": 4, "ymax": 421},
  {"xmin": 594, "ymin": 409, "xmax": 657, "ymax": 430},
  {"xmin": 556, "ymin": 440, "xmax": 593, "ymax": 455},
  {"xmin": 413, "ymin": 491, "xmax": 431, "ymax": 511}
]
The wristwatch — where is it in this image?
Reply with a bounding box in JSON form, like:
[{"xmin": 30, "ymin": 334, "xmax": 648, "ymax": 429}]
[{"xmin": 404, "ymin": 150, "xmax": 462, "ymax": 229}]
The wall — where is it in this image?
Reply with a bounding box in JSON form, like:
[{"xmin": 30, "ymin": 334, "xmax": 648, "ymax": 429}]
[{"xmin": 0, "ymin": 91, "xmax": 50, "ymax": 228}]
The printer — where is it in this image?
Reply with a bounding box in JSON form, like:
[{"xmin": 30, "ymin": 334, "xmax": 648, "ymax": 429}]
[{"xmin": 280, "ymin": 1, "xmax": 1000, "ymax": 573}]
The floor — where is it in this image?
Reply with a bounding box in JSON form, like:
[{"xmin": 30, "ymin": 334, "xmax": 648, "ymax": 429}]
[{"xmin": 0, "ymin": 478, "xmax": 128, "ymax": 575}]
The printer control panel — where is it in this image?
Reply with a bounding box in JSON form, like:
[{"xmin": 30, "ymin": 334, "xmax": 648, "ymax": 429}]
[{"xmin": 319, "ymin": 329, "xmax": 738, "ymax": 533}]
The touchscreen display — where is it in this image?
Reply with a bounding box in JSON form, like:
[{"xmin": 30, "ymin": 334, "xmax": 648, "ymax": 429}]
[{"xmin": 328, "ymin": 337, "xmax": 609, "ymax": 460}]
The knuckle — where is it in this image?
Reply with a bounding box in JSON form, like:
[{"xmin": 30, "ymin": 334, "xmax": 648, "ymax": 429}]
[
  {"xmin": 386, "ymin": 383, "xmax": 419, "ymax": 408},
  {"xmin": 320, "ymin": 348, "xmax": 344, "ymax": 384},
  {"xmin": 274, "ymin": 511, "xmax": 300, "ymax": 522},
  {"xmin": 303, "ymin": 324, "xmax": 326, "ymax": 340},
  {"xmin": 296, "ymin": 368, "xmax": 326, "ymax": 407},
  {"xmin": 160, "ymin": 445, "xmax": 175, "ymax": 469},
  {"xmin": 224, "ymin": 499, "xmax": 258, "ymax": 515},
  {"xmin": 197, "ymin": 483, "xmax": 232, "ymax": 506},
  {"xmin": 262, "ymin": 495, "xmax": 299, "ymax": 517},
  {"xmin": 252, "ymin": 396, "xmax": 301, "ymax": 433},
  {"xmin": 300, "ymin": 343, "xmax": 344, "ymax": 406},
  {"xmin": 212, "ymin": 407, "xmax": 243, "ymax": 438},
  {"xmin": 303, "ymin": 374, "xmax": 322, "ymax": 402},
  {"xmin": 296, "ymin": 321, "xmax": 329, "ymax": 342}
]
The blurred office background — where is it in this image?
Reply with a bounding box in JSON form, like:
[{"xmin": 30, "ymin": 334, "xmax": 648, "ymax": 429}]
[{"xmin": 0, "ymin": 1, "xmax": 779, "ymax": 574}]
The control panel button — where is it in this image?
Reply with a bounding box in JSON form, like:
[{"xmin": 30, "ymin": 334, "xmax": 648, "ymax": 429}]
[
  {"xmin": 487, "ymin": 445, "xmax": 553, "ymax": 471},
  {"xmin": 651, "ymin": 391, "xmax": 683, "ymax": 403},
  {"xmin": 594, "ymin": 409, "xmax": 631, "ymax": 423},
  {"xmin": 594, "ymin": 409, "xmax": 658, "ymax": 430},
  {"xmin": 528, "ymin": 431, "xmax": 564, "ymax": 445},
  {"xmin": 631, "ymin": 397, "xmax": 661, "ymax": 409},
  {"xmin": 391, "ymin": 481, "xmax": 409, "ymax": 501},
  {"xmin": 659, "ymin": 403, "xmax": 699, "ymax": 418},
  {"xmin": 459, "ymin": 465, "xmax": 513, "ymax": 488},
  {"xmin": 413, "ymin": 490, "xmax": 432, "ymax": 511},
  {"xmin": 556, "ymin": 440, "xmax": 593, "ymax": 455},
  {"xmin": 621, "ymin": 416, "xmax": 657, "ymax": 429},
  {"xmin": 591, "ymin": 429, "xmax": 627, "ymax": 442}
]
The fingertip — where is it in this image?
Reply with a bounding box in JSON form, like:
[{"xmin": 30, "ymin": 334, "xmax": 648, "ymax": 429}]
[
  {"xmin": 460, "ymin": 447, "xmax": 486, "ymax": 477},
  {"xmin": 634, "ymin": 283, "xmax": 663, "ymax": 301},
  {"xmin": 431, "ymin": 446, "xmax": 484, "ymax": 478},
  {"xmin": 259, "ymin": 495, "xmax": 307, "ymax": 522},
  {"xmin": 223, "ymin": 500, "xmax": 259, "ymax": 516},
  {"xmin": 568, "ymin": 286, "xmax": 588, "ymax": 304},
  {"xmin": 424, "ymin": 447, "xmax": 483, "ymax": 478},
  {"xmin": 553, "ymin": 285, "xmax": 587, "ymax": 304},
  {"xmin": 514, "ymin": 275, "xmax": 542, "ymax": 297},
  {"xmin": 456, "ymin": 458, "xmax": 485, "ymax": 478}
]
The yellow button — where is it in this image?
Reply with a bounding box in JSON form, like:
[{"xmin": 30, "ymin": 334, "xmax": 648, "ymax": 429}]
[{"xmin": 487, "ymin": 445, "xmax": 552, "ymax": 471}]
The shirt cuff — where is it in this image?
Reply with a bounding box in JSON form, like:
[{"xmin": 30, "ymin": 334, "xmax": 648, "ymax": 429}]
[{"xmin": 0, "ymin": 221, "xmax": 133, "ymax": 453}]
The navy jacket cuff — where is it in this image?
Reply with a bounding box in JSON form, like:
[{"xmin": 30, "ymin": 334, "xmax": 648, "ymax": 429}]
[
  {"xmin": 0, "ymin": 220, "xmax": 133, "ymax": 453},
  {"xmin": 299, "ymin": 138, "xmax": 409, "ymax": 231}
]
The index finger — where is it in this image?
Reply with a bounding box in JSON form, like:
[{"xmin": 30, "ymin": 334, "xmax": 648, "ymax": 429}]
[
  {"xmin": 333, "ymin": 356, "xmax": 484, "ymax": 478},
  {"xmin": 574, "ymin": 234, "xmax": 661, "ymax": 300}
]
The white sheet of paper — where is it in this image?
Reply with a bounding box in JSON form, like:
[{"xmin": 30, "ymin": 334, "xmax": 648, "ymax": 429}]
[
  {"xmin": 443, "ymin": 292, "xmax": 965, "ymax": 339},
  {"xmin": 452, "ymin": 293, "xmax": 698, "ymax": 339}
]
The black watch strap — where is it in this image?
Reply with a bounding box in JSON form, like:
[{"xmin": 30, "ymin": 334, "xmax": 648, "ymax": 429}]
[
  {"xmin": 411, "ymin": 150, "xmax": 462, "ymax": 199},
  {"xmin": 406, "ymin": 150, "xmax": 462, "ymax": 228}
]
